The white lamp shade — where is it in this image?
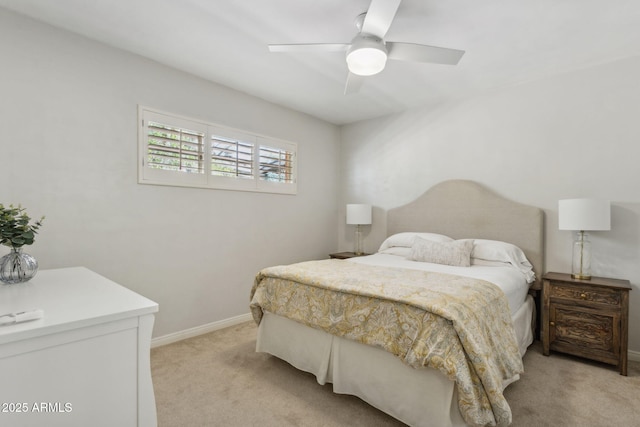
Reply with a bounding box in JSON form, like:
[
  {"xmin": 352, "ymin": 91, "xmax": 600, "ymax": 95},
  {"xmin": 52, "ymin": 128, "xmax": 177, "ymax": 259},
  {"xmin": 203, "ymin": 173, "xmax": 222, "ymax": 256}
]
[
  {"xmin": 558, "ymin": 199, "xmax": 611, "ymax": 231},
  {"xmin": 346, "ymin": 204, "xmax": 372, "ymax": 225}
]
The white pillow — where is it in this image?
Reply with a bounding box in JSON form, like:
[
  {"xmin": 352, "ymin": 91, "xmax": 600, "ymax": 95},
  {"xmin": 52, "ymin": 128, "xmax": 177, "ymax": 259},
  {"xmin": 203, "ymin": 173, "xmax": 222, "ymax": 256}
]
[
  {"xmin": 377, "ymin": 246, "xmax": 412, "ymax": 257},
  {"xmin": 409, "ymin": 237, "xmax": 473, "ymax": 267},
  {"xmin": 466, "ymin": 239, "xmax": 536, "ymax": 283},
  {"xmin": 471, "ymin": 258, "xmax": 511, "ymax": 268},
  {"xmin": 378, "ymin": 232, "xmax": 453, "ymax": 252}
]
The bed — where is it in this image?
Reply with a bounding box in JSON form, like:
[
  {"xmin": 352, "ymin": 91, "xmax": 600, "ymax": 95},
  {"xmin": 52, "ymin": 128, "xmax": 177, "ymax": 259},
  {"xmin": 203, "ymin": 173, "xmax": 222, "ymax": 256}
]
[{"xmin": 250, "ymin": 180, "xmax": 544, "ymax": 427}]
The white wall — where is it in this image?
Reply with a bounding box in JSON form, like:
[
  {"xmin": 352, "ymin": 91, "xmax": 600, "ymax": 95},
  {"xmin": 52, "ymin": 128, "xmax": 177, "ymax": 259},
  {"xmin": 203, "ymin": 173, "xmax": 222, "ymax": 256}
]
[
  {"xmin": 339, "ymin": 55, "xmax": 640, "ymax": 352},
  {"xmin": 0, "ymin": 9, "xmax": 340, "ymax": 338}
]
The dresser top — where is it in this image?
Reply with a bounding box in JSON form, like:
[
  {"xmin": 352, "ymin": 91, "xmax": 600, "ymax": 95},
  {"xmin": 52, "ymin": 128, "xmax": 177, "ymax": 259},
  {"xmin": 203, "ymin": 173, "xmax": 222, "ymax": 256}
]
[{"xmin": 0, "ymin": 267, "xmax": 158, "ymax": 344}]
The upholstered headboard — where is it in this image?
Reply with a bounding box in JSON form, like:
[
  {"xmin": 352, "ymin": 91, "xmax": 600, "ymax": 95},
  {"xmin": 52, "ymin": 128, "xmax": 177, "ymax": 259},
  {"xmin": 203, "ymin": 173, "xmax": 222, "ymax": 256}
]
[{"xmin": 387, "ymin": 180, "xmax": 544, "ymax": 285}]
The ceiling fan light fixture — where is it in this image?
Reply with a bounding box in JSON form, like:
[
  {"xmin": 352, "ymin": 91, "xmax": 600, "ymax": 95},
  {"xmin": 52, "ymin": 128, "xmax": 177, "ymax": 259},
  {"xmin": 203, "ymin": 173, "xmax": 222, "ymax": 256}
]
[{"xmin": 346, "ymin": 35, "xmax": 387, "ymax": 76}]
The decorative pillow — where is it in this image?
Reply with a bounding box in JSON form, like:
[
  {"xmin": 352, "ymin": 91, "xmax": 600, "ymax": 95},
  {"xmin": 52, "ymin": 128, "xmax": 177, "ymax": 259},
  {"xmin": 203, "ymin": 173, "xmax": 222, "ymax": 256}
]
[
  {"xmin": 409, "ymin": 237, "xmax": 473, "ymax": 267},
  {"xmin": 466, "ymin": 239, "xmax": 535, "ymax": 283},
  {"xmin": 378, "ymin": 232, "xmax": 453, "ymax": 252}
]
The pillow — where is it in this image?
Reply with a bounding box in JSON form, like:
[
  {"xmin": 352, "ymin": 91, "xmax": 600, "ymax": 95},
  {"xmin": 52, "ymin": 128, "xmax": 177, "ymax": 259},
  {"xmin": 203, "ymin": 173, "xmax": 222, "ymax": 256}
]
[
  {"xmin": 378, "ymin": 232, "xmax": 453, "ymax": 252},
  {"xmin": 377, "ymin": 246, "xmax": 412, "ymax": 257},
  {"xmin": 409, "ymin": 237, "xmax": 473, "ymax": 267},
  {"xmin": 470, "ymin": 258, "xmax": 511, "ymax": 268},
  {"xmin": 467, "ymin": 239, "xmax": 536, "ymax": 283}
]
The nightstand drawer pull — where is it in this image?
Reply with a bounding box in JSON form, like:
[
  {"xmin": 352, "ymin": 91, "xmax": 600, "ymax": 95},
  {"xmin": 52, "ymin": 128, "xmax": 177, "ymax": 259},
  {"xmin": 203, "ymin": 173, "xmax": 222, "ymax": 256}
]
[
  {"xmin": 580, "ymin": 293, "xmax": 587, "ymax": 299},
  {"xmin": 549, "ymin": 321, "xmax": 555, "ymax": 326}
]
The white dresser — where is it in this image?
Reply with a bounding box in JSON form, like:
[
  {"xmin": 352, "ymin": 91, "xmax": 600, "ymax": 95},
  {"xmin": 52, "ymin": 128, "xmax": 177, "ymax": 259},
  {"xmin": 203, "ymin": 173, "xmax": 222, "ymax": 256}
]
[{"xmin": 0, "ymin": 267, "xmax": 159, "ymax": 427}]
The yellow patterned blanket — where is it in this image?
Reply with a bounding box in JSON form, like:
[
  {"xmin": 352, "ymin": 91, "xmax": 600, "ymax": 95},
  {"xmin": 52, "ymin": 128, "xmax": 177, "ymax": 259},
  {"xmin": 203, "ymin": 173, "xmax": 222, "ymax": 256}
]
[{"xmin": 250, "ymin": 259, "xmax": 524, "ymax": 427}]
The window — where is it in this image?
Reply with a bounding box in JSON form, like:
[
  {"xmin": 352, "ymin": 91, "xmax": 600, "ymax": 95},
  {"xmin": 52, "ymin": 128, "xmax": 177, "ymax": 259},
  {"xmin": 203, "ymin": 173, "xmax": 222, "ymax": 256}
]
[{"xmin": 138, "ymin": 107, "xmax": 297, "ymax": 194}]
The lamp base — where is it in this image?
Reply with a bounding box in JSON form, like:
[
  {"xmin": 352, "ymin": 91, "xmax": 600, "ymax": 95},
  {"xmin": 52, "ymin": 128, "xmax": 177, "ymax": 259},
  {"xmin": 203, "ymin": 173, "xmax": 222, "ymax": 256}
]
[
  {"xmin": 571, "ymin": 273, "xmax": 591, "ymax": 280},
  {"xmin": 354, "ymin": 225, "xmax": 363, "ymax": 255},
  {"xmin": 571, "ymin": 231, "xmax": 592, "ymax": 281}
]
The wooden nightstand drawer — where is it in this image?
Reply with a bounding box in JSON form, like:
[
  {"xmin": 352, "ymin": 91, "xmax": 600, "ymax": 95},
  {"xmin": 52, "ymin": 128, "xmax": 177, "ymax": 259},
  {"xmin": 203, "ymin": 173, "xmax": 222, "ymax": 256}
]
[
  {"xmin": 549, "ymin": 282, "xmax": 622, "ymax": 307},
  {"xmin": 550, "ymin": 304, "xmax": 618, "ymax": 358},
  {"xmin": 542, "ymin": 272, "xmax": 631, "ymax": 375}
]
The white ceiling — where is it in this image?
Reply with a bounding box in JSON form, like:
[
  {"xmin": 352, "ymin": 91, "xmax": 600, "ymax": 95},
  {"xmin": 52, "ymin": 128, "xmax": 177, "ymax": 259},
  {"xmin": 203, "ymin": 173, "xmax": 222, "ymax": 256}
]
[{"xmin": 2, "ymin": 0, "xmax": 640, "ymax": 125}]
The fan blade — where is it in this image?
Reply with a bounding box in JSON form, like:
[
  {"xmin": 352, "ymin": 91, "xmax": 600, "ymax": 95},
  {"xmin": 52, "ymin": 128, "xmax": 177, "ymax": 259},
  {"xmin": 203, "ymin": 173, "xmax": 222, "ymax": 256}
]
[
  {"xmin": 361, "ymin": 0, "xmax": 402, "ymax": 39},
  {"xmin": 387, "ymin": 42, "xmax": 465, "ymax": 65},
  {"xmin": 268, "ymin": 43, "xmax": 349, "ymax": 53},
  {"xmin": 344, "ymin": 72, "xmax": 365, "ymax": 95}
]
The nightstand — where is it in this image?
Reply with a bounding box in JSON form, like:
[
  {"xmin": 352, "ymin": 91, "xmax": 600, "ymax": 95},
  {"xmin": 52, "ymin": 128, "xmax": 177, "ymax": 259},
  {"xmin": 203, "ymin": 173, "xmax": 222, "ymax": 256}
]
[
  {"xmin": 329, "ymin": 252, "xmax": 370, "ymax": 259},
  {"xmin": 542, "ymin": 272, "xmax": 632, "ymax": 375}
]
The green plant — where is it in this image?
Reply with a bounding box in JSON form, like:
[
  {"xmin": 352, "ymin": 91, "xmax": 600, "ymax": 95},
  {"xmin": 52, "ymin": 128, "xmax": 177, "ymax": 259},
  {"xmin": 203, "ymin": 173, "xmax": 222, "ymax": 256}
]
[{"xmin": 0, "ymin": 204, "xmax": 45, "ymax": 249}]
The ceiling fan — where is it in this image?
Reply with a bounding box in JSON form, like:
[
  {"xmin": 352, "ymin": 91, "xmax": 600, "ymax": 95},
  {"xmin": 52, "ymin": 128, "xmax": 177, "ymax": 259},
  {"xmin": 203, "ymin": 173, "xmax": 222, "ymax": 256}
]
[{"xmin": 268, "ymin": 0, "xmax": 465, "ymax": 94}]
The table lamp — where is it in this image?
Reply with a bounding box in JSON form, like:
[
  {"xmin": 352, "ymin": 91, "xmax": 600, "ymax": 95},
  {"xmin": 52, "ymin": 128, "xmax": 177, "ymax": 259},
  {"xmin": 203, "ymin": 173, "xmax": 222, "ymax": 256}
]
[
  {"xmin": 346, "ymin": 204, "xmax": 372, "ymax": 255},
  {"xmin": 558, "ymin": 198, "xmax": 611, "ymax": 280}
]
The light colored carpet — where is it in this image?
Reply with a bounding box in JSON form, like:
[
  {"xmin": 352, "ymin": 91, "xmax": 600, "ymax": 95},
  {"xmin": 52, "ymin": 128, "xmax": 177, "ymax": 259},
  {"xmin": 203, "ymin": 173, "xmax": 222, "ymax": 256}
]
[{"xmin": 151, "ymin": 321, "xmax": 640, "ymax": 426}]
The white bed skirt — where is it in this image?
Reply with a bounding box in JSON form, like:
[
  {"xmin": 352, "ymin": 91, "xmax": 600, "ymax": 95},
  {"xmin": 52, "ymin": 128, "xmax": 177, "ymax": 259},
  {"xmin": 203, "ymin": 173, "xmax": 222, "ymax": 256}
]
[{"xmin": 256, "ymin": 294, "xmax": 535, "ymax": 427}]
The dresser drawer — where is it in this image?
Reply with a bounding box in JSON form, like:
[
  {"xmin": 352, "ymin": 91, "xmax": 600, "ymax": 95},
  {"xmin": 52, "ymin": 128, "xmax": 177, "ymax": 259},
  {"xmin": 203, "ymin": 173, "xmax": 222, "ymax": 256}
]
[{"xmin": 549, "ymin": 282, "xmax": 622, "ymax": 307}]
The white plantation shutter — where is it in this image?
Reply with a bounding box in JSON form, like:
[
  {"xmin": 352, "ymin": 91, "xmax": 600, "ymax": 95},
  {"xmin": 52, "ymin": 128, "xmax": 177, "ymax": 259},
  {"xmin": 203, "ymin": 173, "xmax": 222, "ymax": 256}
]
[
  {"xmin": 257, "ymin": 138, "xmax": 296, "ymax": 193},
  {"xmin": 147, "ymin": 122, "xmax": 204, "ymax": 174},
  {"xmin": 139, "ymin": 109, "xmax": 208, "ymax": 186},
  {"xmin": 138, "ymin": 107, "xmax": 297, "ymax": 194},
  {"xmin": 210, "ymin": 134, "xmax": 254, "ymax": 179},
  {"xmin": 259, "ymin": 145, "xmax": 294, "ymax": 183},
  {"xmin": 207, "ymin": 127, "xmax": 259, "ymax": 191}
]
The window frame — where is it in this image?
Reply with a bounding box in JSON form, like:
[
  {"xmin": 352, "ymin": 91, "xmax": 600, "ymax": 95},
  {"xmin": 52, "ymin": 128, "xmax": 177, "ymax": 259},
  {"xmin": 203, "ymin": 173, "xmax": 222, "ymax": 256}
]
[{"xmin": 138, "ymin": 106, "xmax": 297, "ymax": 194}]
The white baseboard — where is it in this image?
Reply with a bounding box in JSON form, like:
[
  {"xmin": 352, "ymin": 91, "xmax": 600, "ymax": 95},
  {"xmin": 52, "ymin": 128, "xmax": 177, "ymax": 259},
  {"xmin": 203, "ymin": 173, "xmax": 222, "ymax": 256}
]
[
  {"xmin": 151, "ymin": 312, "xmax": 253, "ymax": 348},
  {"xmin": 629, "ymin": 349, "xmax": 640, "ymax": 363}
]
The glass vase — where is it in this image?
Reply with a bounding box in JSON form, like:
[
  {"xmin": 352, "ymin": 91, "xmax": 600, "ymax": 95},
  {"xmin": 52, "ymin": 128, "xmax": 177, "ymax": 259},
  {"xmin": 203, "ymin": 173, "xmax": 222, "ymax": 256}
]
[{"xmin": 0, "ymin": 247, "xmax": 39, "ymax": 284}]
